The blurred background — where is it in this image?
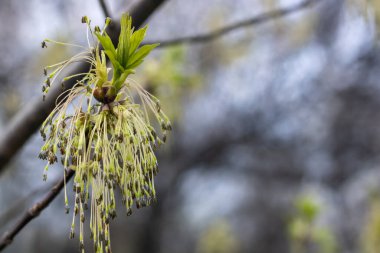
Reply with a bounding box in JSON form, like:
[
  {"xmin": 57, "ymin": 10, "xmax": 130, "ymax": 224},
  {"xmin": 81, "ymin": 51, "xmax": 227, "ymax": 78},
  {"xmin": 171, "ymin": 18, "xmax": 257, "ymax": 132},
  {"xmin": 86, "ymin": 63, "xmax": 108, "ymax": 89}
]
[{"xmin": 1, "ymin": 0, "xmax": 380, "ymax": 252}]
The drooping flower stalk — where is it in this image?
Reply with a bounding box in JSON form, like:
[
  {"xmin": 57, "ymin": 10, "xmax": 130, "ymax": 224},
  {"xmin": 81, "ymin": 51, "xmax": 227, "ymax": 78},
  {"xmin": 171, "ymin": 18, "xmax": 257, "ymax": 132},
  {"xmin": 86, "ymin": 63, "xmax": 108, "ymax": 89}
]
[{"xmin": 39, "ymin": 14, "xmax": 171, "ymax": 253}]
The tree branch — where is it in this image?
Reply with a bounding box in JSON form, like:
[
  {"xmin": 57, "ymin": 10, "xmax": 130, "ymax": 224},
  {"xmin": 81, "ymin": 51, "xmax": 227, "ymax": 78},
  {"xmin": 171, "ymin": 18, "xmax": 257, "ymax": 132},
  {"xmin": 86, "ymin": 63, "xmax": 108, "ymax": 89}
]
[
  {"xmin": 0, "ymin": 0, "xmax": 167, "ymax": 175},
  {"xmin": 147, "ymin": 0, "xmax": 317, "ymax": 48},
  {"xmin": 0, "ymin": 169, "xmax": 75, "ymax": 251},
  {"xmin": 98, "ymin": 0, "xmax": 112, "ymax": 18},
  {"xmin": 0, "ymin": 182, "xmax": 53, "ymax": 230},
  {"xmin": 0, "ymin": 0, "xmax": 167, "ymax": 250},
  {"xmin": 0, "ymin": 0, "xmax": 315, "ymax": 249}
]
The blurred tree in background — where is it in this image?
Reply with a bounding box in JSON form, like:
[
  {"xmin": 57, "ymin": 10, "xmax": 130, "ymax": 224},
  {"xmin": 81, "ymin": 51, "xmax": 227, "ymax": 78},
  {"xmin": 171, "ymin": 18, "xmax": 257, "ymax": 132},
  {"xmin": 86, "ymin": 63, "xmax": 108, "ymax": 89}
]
[{"xmin": 2, "ymin": 0, "xmax": 380, "ymax": 253}]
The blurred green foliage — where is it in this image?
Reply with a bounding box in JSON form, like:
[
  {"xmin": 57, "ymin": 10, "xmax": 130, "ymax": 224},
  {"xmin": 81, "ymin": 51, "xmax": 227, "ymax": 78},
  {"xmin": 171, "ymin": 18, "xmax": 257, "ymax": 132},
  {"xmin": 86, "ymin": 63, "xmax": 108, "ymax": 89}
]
[
  {"xmin": 361, "ymin": 190, "xmax": 380, "ymax": 253},
  {"xmin": 196, "ymin": 220, "xmax": 240, "ymax": 253},
  {"xmin": 288, "ymin": 195, "xmax": 338, "ymax": 253},
  {"xmin": 137, "ymin": 46, "xmax": 201, "ymax": 120},
  {"xmin": 33, "ymin": 35, "xmax": 73, "ymax": 78}
]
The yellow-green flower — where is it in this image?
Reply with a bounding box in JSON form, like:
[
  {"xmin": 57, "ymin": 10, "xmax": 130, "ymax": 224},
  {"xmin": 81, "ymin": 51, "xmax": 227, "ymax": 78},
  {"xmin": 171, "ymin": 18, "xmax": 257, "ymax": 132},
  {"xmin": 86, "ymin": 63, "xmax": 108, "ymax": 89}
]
[{"xmin": 39, "ymin": 14, "xmax": 171, "ymax": 253}]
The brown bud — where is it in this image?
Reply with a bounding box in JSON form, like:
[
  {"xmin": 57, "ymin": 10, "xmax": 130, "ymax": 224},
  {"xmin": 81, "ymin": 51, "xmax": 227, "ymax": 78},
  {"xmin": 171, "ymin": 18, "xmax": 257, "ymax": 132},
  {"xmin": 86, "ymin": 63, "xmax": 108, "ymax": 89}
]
[{"xmin": 93, "ymin": 86, "xmax": 116, "ymax": 104}]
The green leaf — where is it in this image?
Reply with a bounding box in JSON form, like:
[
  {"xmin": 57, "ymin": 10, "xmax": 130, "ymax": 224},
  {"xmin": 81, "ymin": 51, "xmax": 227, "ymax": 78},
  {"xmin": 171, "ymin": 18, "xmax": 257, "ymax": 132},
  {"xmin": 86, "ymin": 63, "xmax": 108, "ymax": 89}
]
[
  {"xmin": 95, "ymin": 13, "xmax": 159, "ymax": 91},
  {"xmin": 117, "ymin": 13, "xmax": 133, "ymax": 68},
  {"xmin": 127, "ymin": 60, "xmax": 144, "ymax": 70},
  {"xmin": 95, "ymin": 50, "xmax": 108, "ymax": 86},
  {"xmin": 95, "ymin": 32, "xmax": 116, "ymax": 58},
  {"xmin": 104, "ymin": 50, "xmax": 123, "ymax": 72},
  {"xmin": 128, "ymin": 26, "xmax": 147, "ymax": 56},
  {"xmin": 127, "ymin": 43, "xmax": 159, "ymax": 69},
  {"xmin": 113, "ymin": 69, "xmax": 135, "ymax": 90}
]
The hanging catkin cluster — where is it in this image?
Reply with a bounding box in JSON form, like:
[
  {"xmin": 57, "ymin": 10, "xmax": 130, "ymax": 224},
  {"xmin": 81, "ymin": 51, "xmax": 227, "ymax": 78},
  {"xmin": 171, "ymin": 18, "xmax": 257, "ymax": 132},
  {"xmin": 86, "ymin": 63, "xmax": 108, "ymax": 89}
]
[{"xmin": 39, "ymin": 14, "xmax": 171, "ymax": 253}]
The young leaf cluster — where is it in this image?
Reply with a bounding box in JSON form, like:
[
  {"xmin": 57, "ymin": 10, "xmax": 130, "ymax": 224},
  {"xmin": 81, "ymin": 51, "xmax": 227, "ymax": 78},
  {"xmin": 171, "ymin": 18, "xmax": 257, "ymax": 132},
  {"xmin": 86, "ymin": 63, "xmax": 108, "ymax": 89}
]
[{"xmin": 39, "ymin": 14, "xmax": 171, "ymax": 253}]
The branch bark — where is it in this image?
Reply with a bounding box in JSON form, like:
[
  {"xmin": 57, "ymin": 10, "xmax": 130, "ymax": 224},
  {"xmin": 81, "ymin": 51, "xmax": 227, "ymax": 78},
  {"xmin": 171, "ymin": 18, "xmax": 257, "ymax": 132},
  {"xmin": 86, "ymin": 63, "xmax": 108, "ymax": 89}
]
[
  {"xmin": 0, "ymin": 0, "xmax": 316, "ymax": 174},
  {"xmin": 0, "ymin": 169, "xmax": 75, "ymax": 251},
  {"xmin": 148, "ymin": 0, "xmax": 317, "ymax": 48},
  {"xmin": 0, "ymin": 0, "xmax": 167, "ymax": 175},
  {"xmin": 0, "ymin": 0, "xmax": 316, "ymax": 249},
  {"xmin": 0, "ymin": 0, "xmax": 167, "ymax": 250},
  {"xmin": 98, "ymin": 0, "xmax": 112, "ymax": 18},
  {"xmin": 0, "ymin": 182, "xmax": 53, "ymax": 230}
]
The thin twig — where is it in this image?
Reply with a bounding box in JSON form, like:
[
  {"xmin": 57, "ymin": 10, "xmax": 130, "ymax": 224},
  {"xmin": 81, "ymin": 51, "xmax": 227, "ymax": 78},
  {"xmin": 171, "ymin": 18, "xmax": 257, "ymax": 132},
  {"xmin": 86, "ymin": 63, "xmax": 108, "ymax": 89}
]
[
  {"xmin": 98, "ymin": 0, "xmax": 112, "ymax": 18},
  {"xmin": 0, "ymin": 182, "xmax": 54, "ymax": 230},
  {"xmin": 0, "ymin": 0, "xmax": 167, "ymax": 175},
  {"xmin": 146, "ymin": 0, "xmax": 317, "ymax": 48},
  {"xmin": 0, "ymin": 0, "xmax": 315, "ymax": 249},
  {"xmin": 0, "ymin": 0, "xmax": 168, "ymax": 250},
  {"xmin": 0, "ymin": 169, "xmax": 75, "ymax": 251}
]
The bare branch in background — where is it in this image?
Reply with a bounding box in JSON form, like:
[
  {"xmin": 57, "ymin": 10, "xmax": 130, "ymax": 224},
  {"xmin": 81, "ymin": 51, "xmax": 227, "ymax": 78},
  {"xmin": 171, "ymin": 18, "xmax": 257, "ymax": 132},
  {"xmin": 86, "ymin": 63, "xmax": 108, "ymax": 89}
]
[
  {"xmin": 0, "ymin": 169, "xmax": 75, "ymax": 251},
  {"xmin": 98, "ymin": 0, "xmax": 112, "ymax": 18},
  {"xmin": 0, "ymin": 0, "xmax": 167, "ymax": 175},
  {"xmin": 0, "ymin": 0, "xmax": 319, "ymax": 250},
  {"xmin": 0, "ymin": 0, "xmax": 168, "ymax": 250},
  {"xmin": 0, "ymin": 182, "xmax": 53, "ymax": 230},
  {"xmin": 0, "ymin": 0, "xmax": 318, "ymax": 175},
  {"xmin": 148, "ymin": 0, "xmax": 318, "ymax": 48}
]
